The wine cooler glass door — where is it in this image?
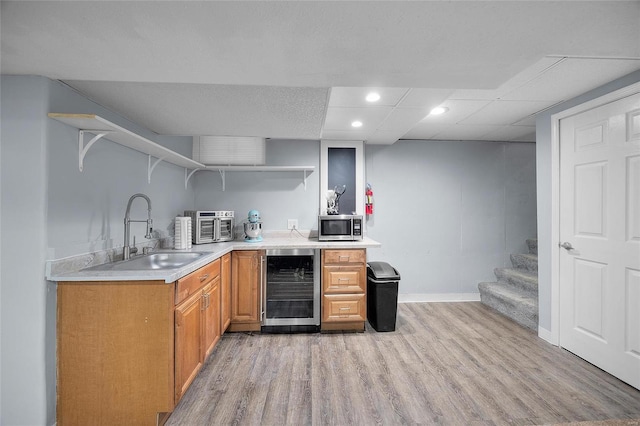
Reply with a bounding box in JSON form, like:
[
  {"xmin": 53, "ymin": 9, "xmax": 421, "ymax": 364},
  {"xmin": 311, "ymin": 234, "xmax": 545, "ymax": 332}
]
[{"xmin": 263, "ymin": 249, "xmax": 320, "ymax": 326}]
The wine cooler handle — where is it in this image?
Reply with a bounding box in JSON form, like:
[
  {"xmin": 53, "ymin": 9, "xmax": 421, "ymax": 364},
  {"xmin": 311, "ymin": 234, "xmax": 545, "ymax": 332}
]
[{"xmin": 259, "ymin": 254, "xmax": 265, "ymax": 321}]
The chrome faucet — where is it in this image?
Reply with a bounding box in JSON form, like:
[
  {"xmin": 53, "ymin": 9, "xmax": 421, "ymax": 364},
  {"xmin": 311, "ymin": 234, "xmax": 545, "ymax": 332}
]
[{"xmin": 123, "ymin": 193, "xmax": 153, "ymax": 260}]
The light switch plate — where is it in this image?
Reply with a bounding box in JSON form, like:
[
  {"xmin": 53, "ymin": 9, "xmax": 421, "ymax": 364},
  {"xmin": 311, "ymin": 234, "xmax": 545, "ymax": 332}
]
[{"xmin": 287, "ymin": 219, "xmax": 298, "ymax": 230}]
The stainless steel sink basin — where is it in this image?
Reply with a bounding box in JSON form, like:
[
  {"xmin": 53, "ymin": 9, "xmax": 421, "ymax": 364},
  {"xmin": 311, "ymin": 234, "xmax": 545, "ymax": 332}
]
[{"xmin": 86, "ymin": 252, "xmax": 208, "ymax": 271}]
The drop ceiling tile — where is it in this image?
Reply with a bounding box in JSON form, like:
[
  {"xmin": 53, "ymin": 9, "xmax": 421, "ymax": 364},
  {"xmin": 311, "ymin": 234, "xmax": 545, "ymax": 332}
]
[
  {"xmin": 328, "ymin": 87, "xmax": 409, "ymax": 107},
  {"xmin": 449, "ymin": 88, "xmax": 499, "ymax": 101},
  {"xmin": 397, "ymin": 88, "xmax": 454, "ymax": 108},
  {"xmin": 500, "ymin": 58, "xmax": 640, "ymax": 101},
  {"xmin": 512, "ymin": 114, "xmax": 537, "ymax": 126},
  {"xmin": 366, "ymin": 130, "xmax": 402, "ymax": 145},
  {"xmin": 321, "ymin": 129, "xmax": 370, "ymax": 140},
  {"xmin": 323, "ymin": 106, "xmax": 393, "ymax": 131},
  {"xmin": 430, "ymin": 124, "xmax": 502, "ymax": 141},
  {"xmin": 402, "ymin": 123, "xmax": 500, "ymax": 141},
  {"xmin": 417, "ymin": 99, "xmax": 491, "ymax": 125},
  {"xmin": 400, "ymin": 123, "xmax": 446, "ymax": 140},
  {"xmin": 495, "ymin": 56, "xmax": 566, "ymax": 96},
  {"xmin": 481, "ymin": 125, "xmax": 536, "ymax": 142},
  {"xmin": 460, "ymin": 100, "xmax": 557, "ymax": 125},
  {"xmin": 378, "ymin": 108, "xmax": 431, "ymax": 132}
]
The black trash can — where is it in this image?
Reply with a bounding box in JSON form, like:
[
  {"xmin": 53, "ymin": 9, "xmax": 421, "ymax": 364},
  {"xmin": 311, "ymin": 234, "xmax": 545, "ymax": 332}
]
[{"xmin": 367, "ymin": 261, "xmax": 401, "ymax": 332}]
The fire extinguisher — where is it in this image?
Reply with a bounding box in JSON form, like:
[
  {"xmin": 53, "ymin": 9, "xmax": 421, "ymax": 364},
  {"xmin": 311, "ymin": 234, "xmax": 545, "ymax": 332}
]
[{"xmin": 365, "ymin": 183, "xmax": 374, "ymax": 216}]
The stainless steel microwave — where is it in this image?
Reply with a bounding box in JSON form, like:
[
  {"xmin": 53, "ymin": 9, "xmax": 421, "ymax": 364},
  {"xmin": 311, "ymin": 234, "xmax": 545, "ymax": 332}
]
[
  {"xmin": 184, "ymin": 210, "xmax": 234, "ymax": 244},
  {"xmin": 318, "ymin": 215, "xmax": 363, "ymax": 241}
]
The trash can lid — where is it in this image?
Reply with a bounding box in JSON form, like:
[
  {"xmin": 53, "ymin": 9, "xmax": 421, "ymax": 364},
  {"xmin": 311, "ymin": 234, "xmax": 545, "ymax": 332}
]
[{"xmin": 367, "ymin": 261, "xmax": 401, "ymax": 281}]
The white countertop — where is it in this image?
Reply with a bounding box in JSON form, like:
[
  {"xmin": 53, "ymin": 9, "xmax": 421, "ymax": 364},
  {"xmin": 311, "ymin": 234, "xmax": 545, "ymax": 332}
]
[{"xmin": 47, "ymin": 236, "xmax": 380, "ymax": 283}]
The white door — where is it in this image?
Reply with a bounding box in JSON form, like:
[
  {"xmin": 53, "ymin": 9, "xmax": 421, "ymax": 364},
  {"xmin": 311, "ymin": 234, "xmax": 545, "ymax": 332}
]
[{"xmin": 559, "ymin": 92, "xmax": 640, "ymax": 389}]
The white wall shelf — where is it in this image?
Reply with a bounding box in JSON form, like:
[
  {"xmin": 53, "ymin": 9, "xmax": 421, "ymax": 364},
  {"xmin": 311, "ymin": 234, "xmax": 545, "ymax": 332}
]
[
  {"xmin": 48, "ymin": 113, "xmax": 206, "ymax": 183},
  {"xmin": 185, "ymin": 165, "xmax": 315, "ymax": 191},
  {"xmin": 49, "ymin": 113, "xmax": 315, "ymax": 190}
]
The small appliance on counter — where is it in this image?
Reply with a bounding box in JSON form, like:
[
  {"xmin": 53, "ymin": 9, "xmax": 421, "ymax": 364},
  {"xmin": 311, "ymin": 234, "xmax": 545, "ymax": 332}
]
[
  {"xmin": 244, "ymin": 209, "xmax": 263, "ymax": 242},
  {"xmin": 184, "ymin": 210, "xmax": 234, "ymax": 244},
  {"xmin": 318, "ymin": 214, "xmax": 363, "ymax": 241}
]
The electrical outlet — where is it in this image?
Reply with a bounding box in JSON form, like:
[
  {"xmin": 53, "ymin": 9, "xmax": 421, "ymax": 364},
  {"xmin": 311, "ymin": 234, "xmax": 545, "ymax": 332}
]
[{"xmin": 287, "ymin": 219, "xmax": 298, "ymax": 230}]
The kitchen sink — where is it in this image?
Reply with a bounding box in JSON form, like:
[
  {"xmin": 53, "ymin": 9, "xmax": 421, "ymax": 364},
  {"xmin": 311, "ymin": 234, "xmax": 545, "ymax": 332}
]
[{"xmin": 85, "ymin": 252, "xmax": 208, "ymax": 271}]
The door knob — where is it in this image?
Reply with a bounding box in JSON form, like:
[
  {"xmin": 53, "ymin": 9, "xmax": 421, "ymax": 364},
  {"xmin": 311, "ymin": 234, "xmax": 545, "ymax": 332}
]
[{"xmin": 560, "ymin": 242, "xmax": 574, "ymax": 251}]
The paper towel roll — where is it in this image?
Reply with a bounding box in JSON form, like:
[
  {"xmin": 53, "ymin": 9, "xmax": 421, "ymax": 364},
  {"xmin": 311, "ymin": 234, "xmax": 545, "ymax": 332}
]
[{"xmin": 174, "ymin": 216, "xmax": 192, "ymax": 250}]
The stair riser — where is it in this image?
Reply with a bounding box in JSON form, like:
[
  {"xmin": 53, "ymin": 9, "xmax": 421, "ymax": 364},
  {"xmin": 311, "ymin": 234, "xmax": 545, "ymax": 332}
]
[
  {"xmin": 526, "ymin": 239, "xmax": 538, "ymax": 255},
  {"xmin": 479, "ymin": 291, "xmax": 538, "ymax": 330},
  {"xmin": 494, "ymin": 269, "xmax": 538, "ymax": 294},
  {"xmin": 510, "ymin": 254, "xmax": 538, "ymax": 272}
]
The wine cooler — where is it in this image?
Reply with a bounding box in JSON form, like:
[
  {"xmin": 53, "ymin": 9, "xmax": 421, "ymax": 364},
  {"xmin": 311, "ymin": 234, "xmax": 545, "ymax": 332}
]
[{"xmin": 262, "ymin": 248, "xmax": 320, "ymax": 332}]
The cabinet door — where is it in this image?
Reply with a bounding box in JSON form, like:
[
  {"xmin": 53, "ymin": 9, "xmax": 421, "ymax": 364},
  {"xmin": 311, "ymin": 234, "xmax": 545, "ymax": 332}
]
[
  {"xmin": 175, "ymin": 291, "xmax": 203, "ymax": 403},
  {"xmin": 220, "ymin": 253, "xmax": 232, "ymax": 332},
  {"xmin": 202, "ymin": 277, "xmax": 221, "ymax": 359},
  {"xmin": 231, "ymin": 251, "xmax": 261, "ymax": 323}
]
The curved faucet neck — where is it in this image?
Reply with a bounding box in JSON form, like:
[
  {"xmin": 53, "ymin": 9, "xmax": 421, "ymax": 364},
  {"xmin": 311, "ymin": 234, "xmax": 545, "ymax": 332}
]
[
  {"xmin": 125, "ymin": 193, "xmax": 152, "ymax": 220},
  {"xmin": 124, "ymin": 193, "xmax": 153, "ymax": 260}
]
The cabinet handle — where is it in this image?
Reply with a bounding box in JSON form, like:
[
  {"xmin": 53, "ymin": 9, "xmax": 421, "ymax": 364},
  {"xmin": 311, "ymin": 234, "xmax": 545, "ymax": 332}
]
[
  {"xmin": 199, "ymin": 274, "xmax": 209, "ymax": 282},
  {"xmin": 338, "ymin": 277, "xmax": 350, "ymax": 281},
  {"xmin": 339, "ymin": 307, "xmax": 351, "ymax": 311},
  {"xmin": 259, "ymin": 255, "xmax": 265, "ymax": 321},
  {"xmin": 338, "ymin": 256, "xmax": 350, "ymax": 262},
  {"xmin": 201, "ymin": 294, "xmax": 207, "ymax": 311}
]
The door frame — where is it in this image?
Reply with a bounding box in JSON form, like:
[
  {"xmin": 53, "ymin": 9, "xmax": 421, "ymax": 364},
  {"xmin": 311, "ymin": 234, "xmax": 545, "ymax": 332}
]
[{"xmin": 548, "ymin": 81, "xmax": 640, "ymax": 346}]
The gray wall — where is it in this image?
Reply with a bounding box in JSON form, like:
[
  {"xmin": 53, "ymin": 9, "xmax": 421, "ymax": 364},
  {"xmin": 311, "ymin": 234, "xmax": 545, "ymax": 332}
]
[
  {"xmin": 1, "ymin": 76, "xmax": 52, "ymax": 425},
  {"xmin": 1, "ymin": 75, "xmax": 539, "ymax": 425},
  {"xmin": 47, "ymin": 80, "xmax": 195, "ymax": 258},
  {"xmin": 1, "ymin": 76, "xmax": 196, "ymax": 425},
  {"xmin": 365, "ymin": 140, "xmax": 537, "ymax": 297},
  {"xmin": 535, "ymin": 69, "xmax": 640, "ymax": 332},
  {"xmin": 193, "ymin": 139, "xmax": 320, "ymax": 232}
]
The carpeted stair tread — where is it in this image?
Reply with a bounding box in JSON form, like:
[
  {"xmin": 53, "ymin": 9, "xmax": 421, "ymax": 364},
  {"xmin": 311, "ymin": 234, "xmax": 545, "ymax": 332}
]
[
  {"xmin": 494, "ymin": 267, "xmax": 538, "ymax": 294},
  {"xmin": 526, "ymin": 238, "xmax": 538, "ymax": 255},
  {"xmin": 510, "ymin": 253, "xmax": 538, "ymax": 272},
  {"xmin": 478, "ymin": 281, "xmax": 538, "ymax": 330}
]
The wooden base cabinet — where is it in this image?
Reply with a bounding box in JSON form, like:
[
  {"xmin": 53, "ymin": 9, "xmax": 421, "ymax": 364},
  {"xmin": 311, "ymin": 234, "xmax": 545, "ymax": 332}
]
[
  {"xmin": 321, "ymin": 249, "xmax": 367, "ymax": 332},
  {"xmin": 57, "ymin": 281, "xmax": 175, "ymax": 426},
  {"xmin": 229, "ymin": 250, "xmax": 264, "ymax": 332},
  {"xmin": 57, "ymin": 258, "xmax": 222, "ymax": 425},
  {"xmin": 174, "ymin": 258, "xmax": 220, "ymax": 402}
]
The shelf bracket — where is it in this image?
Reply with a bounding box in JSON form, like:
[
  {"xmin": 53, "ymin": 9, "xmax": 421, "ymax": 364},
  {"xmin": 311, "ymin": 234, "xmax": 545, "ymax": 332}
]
[
  {"xmin": 219, "ymin": 169, "xmax": 226, "ymax": 192},
  {"xmin": 184, "ymin": 167, "xmax": 203, "ymax": 189},
  {"xmin": 147, "ymin": 155, "xmax": 166, "ymax": 184},
  {"xmin": 303, "ymin": 170, "xmax": 309, "ymax": 191},
  {"xmin": 78, "ymin": 130, "xmax": 111, "ymax": 172}
]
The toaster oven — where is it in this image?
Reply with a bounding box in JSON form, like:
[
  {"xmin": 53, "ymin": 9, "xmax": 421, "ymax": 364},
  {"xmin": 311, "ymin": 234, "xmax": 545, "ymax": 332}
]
[{"xmin": 184, "ymin": 210, "xmax": 234, "ymax": 244}]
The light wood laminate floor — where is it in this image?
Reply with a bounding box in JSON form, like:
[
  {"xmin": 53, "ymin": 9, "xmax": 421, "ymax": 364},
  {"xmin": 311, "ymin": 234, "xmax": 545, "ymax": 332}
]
[{"xmin": 167, "ymin": 302, "xmax": 640, "ymax": 425}]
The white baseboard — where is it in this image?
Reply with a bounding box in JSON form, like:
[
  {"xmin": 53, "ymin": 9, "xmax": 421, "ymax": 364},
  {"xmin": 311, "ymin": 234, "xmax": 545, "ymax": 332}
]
[
  {"xmin": 538, "ymin": 326, "xmax": 558, "ymax": 346},
  {"xmin": 398, "ymin": 293, "xmax": 481, "ymax": 303}
]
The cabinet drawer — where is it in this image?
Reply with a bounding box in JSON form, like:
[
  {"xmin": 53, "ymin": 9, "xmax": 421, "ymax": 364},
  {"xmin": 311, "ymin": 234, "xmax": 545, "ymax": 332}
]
[
  {"xmin": 323, "ymin": 265, "xmax": 366, "ymax": 293},
  {"xmin": 323, "ymin": 249, "xmax": 366, "ymax": 265},
  {"xmin": 322, "ymin": 294, "xmax": 366, "ymax": 322},
  {"xmin": 176, "ymin": 258, "xmax": 220, "ymax": 304}
]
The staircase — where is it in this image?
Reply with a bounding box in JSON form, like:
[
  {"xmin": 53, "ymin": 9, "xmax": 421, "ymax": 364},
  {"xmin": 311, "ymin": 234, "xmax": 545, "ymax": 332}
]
[{"xmin": 478, "ymin": 239, "xmax": 538, "ymax": 330}]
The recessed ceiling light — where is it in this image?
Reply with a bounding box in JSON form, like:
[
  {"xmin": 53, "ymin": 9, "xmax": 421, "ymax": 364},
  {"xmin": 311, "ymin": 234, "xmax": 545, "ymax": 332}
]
[
  {"xmin": 351, "ymin": 121, "xmax": 363, "ymax": 128},
  {"xmin": 365, "ymin": 92, "xmax": 381, "ymax": 102},
  {"xmin": 429, "ymin": 106, "xmax": 449, "ymax": 116}
]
